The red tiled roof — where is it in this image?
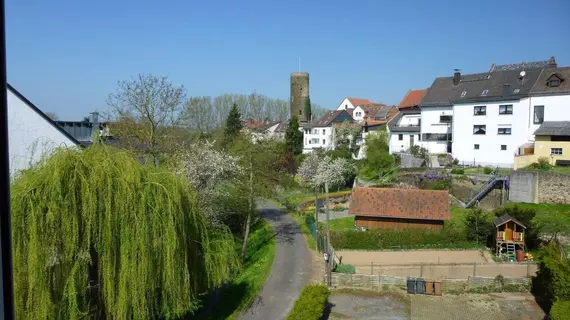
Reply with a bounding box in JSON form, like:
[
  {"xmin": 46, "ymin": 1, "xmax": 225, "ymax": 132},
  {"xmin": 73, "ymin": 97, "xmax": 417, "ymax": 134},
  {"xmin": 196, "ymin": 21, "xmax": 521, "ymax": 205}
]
[
  {"xmin": 398, "ymin": 89, "xmax": 428, "ymax": 109},
  {"xmin": 347, "ymin": 97, "xmax": 375, "ymax": 108},
  {"xmin": 348, "ymin": 187, "xmax": 450, "ymax": 221}
]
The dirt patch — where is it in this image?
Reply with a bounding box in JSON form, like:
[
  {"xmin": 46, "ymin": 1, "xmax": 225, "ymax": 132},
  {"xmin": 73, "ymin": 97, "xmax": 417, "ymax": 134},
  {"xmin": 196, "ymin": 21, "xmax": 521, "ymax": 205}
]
[
  {"xmin": 327, "ymin": 291, "xmax": 410, "ymax": 320},
  {"xmin": 336, "ymin": 250, "xmax": 488, "ymax": 266},
  {"xmin": 307, "ymin": 249, "xmax": 325, "ymax": 284}
]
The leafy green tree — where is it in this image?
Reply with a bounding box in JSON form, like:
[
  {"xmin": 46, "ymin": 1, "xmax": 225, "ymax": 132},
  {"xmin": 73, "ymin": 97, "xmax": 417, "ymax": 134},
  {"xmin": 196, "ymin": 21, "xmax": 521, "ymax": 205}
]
[
  {"xmin": 359, "ymin": 128, "xmax": 397, "ymax": 182},
  {"xmin": 223, "ymin": 103, "xmax": 243, "ymax": 147},
  {"xmin": 230, "ymin": 133, "xmax": 286, "ymax": 261},
  {"xmin": 285, "ymin": 116, "xmax": 303, "ymax": 156},
  {"xmin": 534, "ymin": 214, "xmax": 570, "ymax": 245},
  {"xmin": 464, "ymin": 208, "xmax": 492, "ymax": 244}
]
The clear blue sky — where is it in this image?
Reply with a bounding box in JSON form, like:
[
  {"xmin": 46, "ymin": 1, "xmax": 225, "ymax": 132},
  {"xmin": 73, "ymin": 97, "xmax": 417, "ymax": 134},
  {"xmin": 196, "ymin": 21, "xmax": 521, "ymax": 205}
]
[{"xmin": 6, "ymin": 0, "xmax": 570, "ymax": 120}]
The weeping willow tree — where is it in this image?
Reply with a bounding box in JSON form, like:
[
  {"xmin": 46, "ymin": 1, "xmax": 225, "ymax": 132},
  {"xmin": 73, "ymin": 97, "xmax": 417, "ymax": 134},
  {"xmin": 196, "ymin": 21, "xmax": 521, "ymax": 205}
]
[{"xmin": 11, "ymin": 145, "xmax": 239, "ymax": 319}]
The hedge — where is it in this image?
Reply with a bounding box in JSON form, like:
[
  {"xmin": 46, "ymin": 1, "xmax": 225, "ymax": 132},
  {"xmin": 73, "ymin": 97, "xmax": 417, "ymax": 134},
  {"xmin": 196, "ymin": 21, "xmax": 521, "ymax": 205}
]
[
  {"xmin": 287, "ymin": 284, "xmax": 330, "ymax": 320},
  {"xmin": 532, "ymin": 243, "xmax": 570, "ymax": 315},
  {"xmin": 330, "ymin": 228, "xmax": 480, "ymax": 250},
  {"xmin": 450, "ymin": 168, "xmax": 465, "ymax": 174},
  {"xmin": 550, "ymin": 300, "xmax": 570, "ymax": 320},
  {"xmin": 334, "ymin": 264, "xmax": 356, "ymax": 274}
]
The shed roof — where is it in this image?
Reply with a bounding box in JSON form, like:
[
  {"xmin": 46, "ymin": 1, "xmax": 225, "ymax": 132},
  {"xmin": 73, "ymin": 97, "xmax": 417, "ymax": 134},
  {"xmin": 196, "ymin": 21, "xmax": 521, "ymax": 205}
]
[
  {"xmin": 493, "ymin": 214, "xmax": 526, "ymax": 228},
  {"xmin": 534, "ymin": 121, "xmax": 570, "ymax": 136},
  {"xmin": 348, "ymin": 187, "xmax": 450, "ymax": 221}
]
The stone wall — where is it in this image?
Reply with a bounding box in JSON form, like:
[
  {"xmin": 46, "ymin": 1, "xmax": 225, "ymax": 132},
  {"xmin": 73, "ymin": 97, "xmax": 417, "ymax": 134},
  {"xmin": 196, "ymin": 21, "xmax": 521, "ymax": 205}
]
[
  {"xmin": 537, "ymin": 171, "xmax": 570, "ymax": 204},
  {"xmin": 509, "ymin": 170, "xmax": 570, "ymax": 204}
]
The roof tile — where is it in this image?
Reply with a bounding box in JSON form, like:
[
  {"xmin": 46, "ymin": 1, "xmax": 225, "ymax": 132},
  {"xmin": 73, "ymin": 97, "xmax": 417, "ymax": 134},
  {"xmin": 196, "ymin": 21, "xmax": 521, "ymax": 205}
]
[
  {"xmin": 348, "ymin": 187, "xmax": 450, "ymax": 221},
  {"xmin": 398, "ymin": 89, "xmax": 428, "ymax": 109}
]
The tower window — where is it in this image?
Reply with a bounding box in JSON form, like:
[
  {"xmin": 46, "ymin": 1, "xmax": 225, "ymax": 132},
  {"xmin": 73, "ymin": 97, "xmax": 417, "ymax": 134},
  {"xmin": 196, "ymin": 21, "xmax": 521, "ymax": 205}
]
[{"xmin": 299, "ymin": 110, "xmax": 302, "ymax": 115}]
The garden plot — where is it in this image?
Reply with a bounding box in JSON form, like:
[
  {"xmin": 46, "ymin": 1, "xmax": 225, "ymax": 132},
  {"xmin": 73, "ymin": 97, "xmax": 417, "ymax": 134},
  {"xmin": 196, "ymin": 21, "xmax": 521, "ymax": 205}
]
[{"xmin": 336, "ymin": 250, "xmax": 488, "ymax": 266}]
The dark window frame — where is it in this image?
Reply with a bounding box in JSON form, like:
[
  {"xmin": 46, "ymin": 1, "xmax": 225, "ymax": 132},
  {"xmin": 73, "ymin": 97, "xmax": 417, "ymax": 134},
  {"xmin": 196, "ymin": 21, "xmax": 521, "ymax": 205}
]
[
  {"xmin": 473, "ymin": 125, "xmax": 486, "ymax": 135},
  {"xmin": 549, "ymin": 79, "xmax": 560, "ymax": 87},
  {"xmin": 501, "ymin": 145, "xmax": 507, "ymax": 151},
  {"xmin": 551, "ymin": 148, "xmax": 563, "ymax": 155},
  {"xmin": 499, "ymin": 105, "xmax": 513, "ymax": 115},
  {"xmin": 474, "ymin": 144, "xmax": 480, "ymax": 150},
  {"xmin": 498, "ymin": 127, "xmax": 512, "ymax": 135},
  {"xmin": 398, "ymin": 134, "xmax": 403, "ymax": 141},
  {"xmin": 534, "ymin": 105, "xmax": 544, "ymax": 124},
  {"xmin": 474, "ymin": 106, "xmax": 486, "ymax": 116}
]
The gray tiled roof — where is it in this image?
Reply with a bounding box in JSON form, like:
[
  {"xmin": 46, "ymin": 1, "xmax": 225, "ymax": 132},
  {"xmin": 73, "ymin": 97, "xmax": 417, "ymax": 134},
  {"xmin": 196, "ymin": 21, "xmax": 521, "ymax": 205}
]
[
  {"xmin": 493, "ymin": 214, "xmax": 526, "ymax": 228},
  {"xmin": 420, "ymin": 68, "xmax": 544, "ymax": 107},
  {"xmin": 304, "ymin": 110, "xmax": 352, "ymax": 128},
  {"xmin": 490, "ymin": 58, "xmax": 554, "ymax": 72},
  {"xmin": 530, "ymin": 67, "xmax": 570, "ymax": 96},
  {"xmin": 387, "ymin": 107, "xmax": 421, "ymax": 132},
  {"xmin": 534, "ymin": 121, "xmax": 570, "ymax": 136}
]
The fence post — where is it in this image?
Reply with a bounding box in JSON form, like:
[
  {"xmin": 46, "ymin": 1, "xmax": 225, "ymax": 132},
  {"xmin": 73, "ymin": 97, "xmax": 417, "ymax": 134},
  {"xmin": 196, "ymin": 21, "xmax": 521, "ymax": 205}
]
[
  {"xmin": 420, "ymin": 264, "xmax": 424, "ymax": 277},
  {"xmin": 473, "ymin": 262, "xmax": 477, "ymax": 277},
  {"xmin": 526, "ymin": 261, "xmax": 530, "ymax": 277},
  {"xmin": 371, "ymin": 262, "xmax": 374, "ymax": 275},
  {"xmin": 467, "ymin": 276, "xmax": 471, "ymax": 290}
]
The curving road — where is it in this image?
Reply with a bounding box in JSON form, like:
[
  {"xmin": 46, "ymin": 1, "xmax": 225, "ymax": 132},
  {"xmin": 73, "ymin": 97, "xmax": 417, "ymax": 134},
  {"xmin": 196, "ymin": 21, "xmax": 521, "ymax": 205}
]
[{"xmin": 237, "ymin": 201, "xmax": 310, "ymax": 320}]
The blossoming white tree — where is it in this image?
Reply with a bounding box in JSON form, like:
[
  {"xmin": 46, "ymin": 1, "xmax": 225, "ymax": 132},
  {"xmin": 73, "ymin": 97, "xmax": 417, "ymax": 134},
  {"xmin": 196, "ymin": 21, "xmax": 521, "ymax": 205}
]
[{"xmin": 175, "ymin": 140, "xmax": 243, "ymax": 226}]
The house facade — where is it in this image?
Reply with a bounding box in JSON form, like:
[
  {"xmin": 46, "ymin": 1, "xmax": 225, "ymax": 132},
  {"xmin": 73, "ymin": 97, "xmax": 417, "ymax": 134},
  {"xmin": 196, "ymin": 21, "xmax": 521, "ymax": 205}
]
[
  {"xmin": 514, "ymin": 121, "xmax": 570, "ymax": 169},
  {"xmin": 388, "ymin": 89, "xmax": 427, "ymax": 154},
  {"xmin": 8, "ymin": 84, "xmax": 81, "ymax": 178},
  {"xmin": 349, "ymin": 187, "xmax": 450, "ymax": 230},
  {"xmin": 302, "ymin": 110, "xmax": 353, "ymax": 154}
]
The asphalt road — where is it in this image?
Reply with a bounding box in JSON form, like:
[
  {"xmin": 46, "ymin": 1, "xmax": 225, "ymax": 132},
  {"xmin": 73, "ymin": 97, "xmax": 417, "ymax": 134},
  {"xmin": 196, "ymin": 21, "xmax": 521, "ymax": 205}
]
[{"xmin": 236, "ymin": 201, "xmax": 310, "ymax": 320}]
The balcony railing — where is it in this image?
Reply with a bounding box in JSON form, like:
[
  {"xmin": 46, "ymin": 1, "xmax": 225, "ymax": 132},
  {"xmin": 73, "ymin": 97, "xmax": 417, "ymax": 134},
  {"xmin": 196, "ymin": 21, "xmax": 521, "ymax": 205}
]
[
  {"xmin": 440, "ymin": 115, "xmax": 453, "ymax": 123},
  {"xmin": 421, "ymin": 133, "xmax": 452, "ymax": 141}
]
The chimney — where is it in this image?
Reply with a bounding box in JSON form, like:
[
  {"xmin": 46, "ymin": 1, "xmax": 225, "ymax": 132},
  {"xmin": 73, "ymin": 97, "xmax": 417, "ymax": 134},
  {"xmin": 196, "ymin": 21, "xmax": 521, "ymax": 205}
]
[
  {"xmin": 502, "ymin": 84, "xmax": 510, "ymax": 98},
  {"xmin": 90, "ymin": 112, "xmax": 99, "ymax": 142},
  {"xmin": 548, "ymin": 56, "xmax": 557, "ymax": 68},
  {"xmin": 453, "ymin": 69, "xmax": 461, "ymax": 86}
]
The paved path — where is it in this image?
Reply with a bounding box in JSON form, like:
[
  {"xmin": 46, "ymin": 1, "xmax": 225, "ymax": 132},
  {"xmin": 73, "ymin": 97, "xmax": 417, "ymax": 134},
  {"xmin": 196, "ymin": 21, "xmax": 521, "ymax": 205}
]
[{"xmin": 237, "ymin": 201, "xmax": 310, "ymax": 320}]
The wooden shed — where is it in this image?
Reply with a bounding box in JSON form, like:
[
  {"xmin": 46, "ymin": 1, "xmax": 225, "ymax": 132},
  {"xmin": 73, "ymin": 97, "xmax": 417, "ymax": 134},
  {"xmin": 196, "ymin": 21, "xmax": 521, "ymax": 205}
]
[
  {"xmin": 493, "ymin": 214, "xmax": 526, "ymax": 257},
  {"xmin": 348, "ymin": 187, "xmax": 450, "ymax": 230}
]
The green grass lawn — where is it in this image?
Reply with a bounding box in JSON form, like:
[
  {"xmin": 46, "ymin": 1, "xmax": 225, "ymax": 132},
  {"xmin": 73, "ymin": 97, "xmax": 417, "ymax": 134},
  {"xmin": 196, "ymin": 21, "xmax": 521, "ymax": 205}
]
[
  {"xmin": 316, "ymin": 216, "xmax": 356, "ymax": 231},
  {"xmin": 193, "ymin": 219, "xmax": 276, "ymax": 320},
  {"xmin": 551, "ymin": 166, "xmax": 570, "ymax": 174}
]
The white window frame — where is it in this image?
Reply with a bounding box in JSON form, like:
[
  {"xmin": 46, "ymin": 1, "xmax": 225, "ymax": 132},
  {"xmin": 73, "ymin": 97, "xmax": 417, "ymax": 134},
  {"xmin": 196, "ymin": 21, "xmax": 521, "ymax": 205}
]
[{"xmin": 551, "ymin": 148, "xmax": 563, "ymax": 155}]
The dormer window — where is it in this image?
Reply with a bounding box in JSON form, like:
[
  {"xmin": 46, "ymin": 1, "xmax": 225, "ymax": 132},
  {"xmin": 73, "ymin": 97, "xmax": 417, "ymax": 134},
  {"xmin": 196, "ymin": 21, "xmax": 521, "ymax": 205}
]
[
  {"xmin": 460, "ymin": 91, "xmax": 467, "ymax": 98},
  {"xmin": 546, "ymin": 74, "xmax": 564, "ymax": 87}
]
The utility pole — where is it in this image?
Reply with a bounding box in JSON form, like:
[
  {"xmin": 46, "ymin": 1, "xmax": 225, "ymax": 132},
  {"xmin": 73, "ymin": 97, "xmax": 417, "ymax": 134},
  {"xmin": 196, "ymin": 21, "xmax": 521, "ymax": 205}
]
[
  {"xmin": 0, "ymin": 0, "xmax": 15, "ymax": 317},
  {"xmin": 325, "ymin": 181, "xmax": 332, "ymax": 287}
]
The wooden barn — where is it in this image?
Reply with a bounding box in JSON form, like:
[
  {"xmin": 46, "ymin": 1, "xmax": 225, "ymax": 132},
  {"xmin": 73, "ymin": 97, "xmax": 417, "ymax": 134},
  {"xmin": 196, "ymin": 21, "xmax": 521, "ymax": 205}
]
[
  {"xmin": 348, "ymin": 187, "xmax": 450, "ymax": 230},
  {"xmin": 493, "ymin": 214, "xmax": 526, "ymax": 257}
]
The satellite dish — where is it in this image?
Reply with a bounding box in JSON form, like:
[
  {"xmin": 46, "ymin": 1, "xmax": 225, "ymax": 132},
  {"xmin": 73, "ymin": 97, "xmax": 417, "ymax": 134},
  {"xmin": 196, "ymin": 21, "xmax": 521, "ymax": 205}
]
[{"xmin": 520, "ymin": 71, "xmax": 526, "ymax": 77}]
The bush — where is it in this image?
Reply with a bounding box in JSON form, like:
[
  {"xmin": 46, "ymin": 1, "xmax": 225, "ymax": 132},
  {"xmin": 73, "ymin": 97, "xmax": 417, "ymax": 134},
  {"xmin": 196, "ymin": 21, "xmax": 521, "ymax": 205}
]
[
  {"xmin": 451, "ymin": 168, "xmax": 465, "ymax": 174},
  {"xmin": 287, "ymin": 284, "xmax": 330, "ymax": 320},
  {"xmin": 533, "ymin": 243, "xmax": 570, "ymax": 310},
  {"xmin": 330, "ymin": 228, "xmax": 479, "ymax": 250},
  {"xmin": 550, "ymin": 300, "xmax": 570, "ymax": 320},
  {"xmin": 483, "ymin": 166, "xmax": 493, "ymax": 174},
  {"xmin": 453, "ymin": 158, "xmax": 460, "ymax": 165},
  {"xmin": 525, "ymin": 156, "xmax": 553, "ymax": 172},
  {"xmin": 334, "ymin": 264, "xmax": 356, "ymax": 274}
]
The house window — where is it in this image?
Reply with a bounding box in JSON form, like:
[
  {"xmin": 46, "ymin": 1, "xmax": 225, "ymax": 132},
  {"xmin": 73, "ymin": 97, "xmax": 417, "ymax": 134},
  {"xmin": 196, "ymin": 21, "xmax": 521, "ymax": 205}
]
[
  {"xmin": 474, "ymin": 106, "xmax": 486, "ymax": 116},
  {"xmin": 498, "ymin": 128, "xmax": 512, "ymax": 135},
  {"xmin": 481, "ymin": 89, "xmax": 489, "ymax": 96},
  {"xmin": 499, "ymin": 105, "xmax": 513, "ymax": 115},
  {"xmin": 418, "ymin": 134, "xmax": 421, "ymax": 141},
  {"xmin": 551, "ymin": 148, "xmax": 563, "ymax": 155},
  {"xmin": 299, "ymin": 110, "xmax": 302, "ymax": 115},
  {"xmin": 501, "ymin": 145, "xmax": 507, "ymax": 151},
  {"xmin": 322, "ymin": 129, "xmax": 325, "ymax": 135},
  {"xmin": 461, "ymin": 91, "xmax": 467, "ymax": 97},
  {"xmin": 323, "ymin": 139, "xmax": 326, "ymax": 145},
  {"xmin": 473, "ymin": 125, "xmax": 486, "ymax": 135},
  {"xmin": 398, "ymin": 134, "xmax": 403, "ymax": 140},
  {"xmin": 534, "ymin": 106, "xmax": 544, "ymax": 124},
  {"xmin": 549, "ymin": 79, "xmax": 560, "ymax": 87},
  {"xmin": 474, "ymin": 144, "xmax": 480, "ymax": 150},
  {"xmin": 345, "ymin": 104, "xmax": 348, "ymax": 109}
]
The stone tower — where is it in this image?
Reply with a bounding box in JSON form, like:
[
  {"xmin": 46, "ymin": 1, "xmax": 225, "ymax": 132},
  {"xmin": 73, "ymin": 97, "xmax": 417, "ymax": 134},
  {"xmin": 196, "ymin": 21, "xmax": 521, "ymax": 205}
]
[{"xmin": 290, "ymin": 72, "xmax": 310, "ymax": 123}]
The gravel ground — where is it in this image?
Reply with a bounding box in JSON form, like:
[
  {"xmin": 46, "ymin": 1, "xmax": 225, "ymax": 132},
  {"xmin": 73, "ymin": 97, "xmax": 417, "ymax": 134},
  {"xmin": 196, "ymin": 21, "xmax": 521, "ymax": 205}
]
[
  {"xmin": 336, "ymin": 250, "xmax": 488, "ymax": 266},
  {"xmin": 327, "ymin": 292, "xmax": 409, "ymax": 320}
]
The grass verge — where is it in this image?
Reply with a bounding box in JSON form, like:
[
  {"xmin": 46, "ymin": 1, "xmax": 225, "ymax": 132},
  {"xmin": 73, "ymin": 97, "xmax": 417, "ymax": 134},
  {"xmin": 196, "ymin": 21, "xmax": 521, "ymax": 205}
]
[
  {"xmin": 291, "ymin": 213, "xmax": 316, "ymax": 250},
  {"xmin": 193, "ymin": 219, "xmax": 276, "ymax": 320}
]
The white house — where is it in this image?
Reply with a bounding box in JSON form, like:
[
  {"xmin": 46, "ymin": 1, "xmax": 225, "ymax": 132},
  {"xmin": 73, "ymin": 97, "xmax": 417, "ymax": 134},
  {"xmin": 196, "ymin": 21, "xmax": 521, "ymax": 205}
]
[
  {"xmin": 388, "ymin": 89, "xmax": 427, "ymax": 154},
  {"xmin": 302, "ymin": 110, "xmax": 353, "ymax": 154},
  {"xmin": 8, "ymin": 84, "xmax": 81, "ymax": 178},
  {"xmin": 420, "ymin": 57, "xmax": 570, "ymax": 167}
]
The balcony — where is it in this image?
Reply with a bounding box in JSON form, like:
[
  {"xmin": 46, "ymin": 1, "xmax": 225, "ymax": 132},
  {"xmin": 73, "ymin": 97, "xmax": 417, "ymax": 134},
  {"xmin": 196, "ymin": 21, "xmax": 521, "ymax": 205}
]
[
  {"xmin": 439, "ymin": 115, "xmax": 453, "ymax": 123},
  {"xmin": 421, "ymin": 133, "xmax": 452, "ymax": 141}
]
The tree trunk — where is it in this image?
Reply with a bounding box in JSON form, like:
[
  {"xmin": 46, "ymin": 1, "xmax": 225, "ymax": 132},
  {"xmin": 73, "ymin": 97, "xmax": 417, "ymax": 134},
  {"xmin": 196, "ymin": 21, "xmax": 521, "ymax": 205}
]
[{"xmin": 241, "ymin": 155, "xmax": 254, "ymax": 261}]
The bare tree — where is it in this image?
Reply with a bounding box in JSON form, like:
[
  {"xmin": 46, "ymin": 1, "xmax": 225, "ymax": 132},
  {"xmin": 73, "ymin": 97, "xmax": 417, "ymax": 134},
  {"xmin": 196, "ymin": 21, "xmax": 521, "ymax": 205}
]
[{"xmin": 106, "ymin": 74, "xmax": 187, "ymax": 165}]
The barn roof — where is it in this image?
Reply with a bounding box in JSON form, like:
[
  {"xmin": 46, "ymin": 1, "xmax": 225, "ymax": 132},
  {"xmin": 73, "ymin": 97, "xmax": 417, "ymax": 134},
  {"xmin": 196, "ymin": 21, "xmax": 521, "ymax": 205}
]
[{"xmin": 348, "ymin": 187, "xmax": 450, "ymax": 221}]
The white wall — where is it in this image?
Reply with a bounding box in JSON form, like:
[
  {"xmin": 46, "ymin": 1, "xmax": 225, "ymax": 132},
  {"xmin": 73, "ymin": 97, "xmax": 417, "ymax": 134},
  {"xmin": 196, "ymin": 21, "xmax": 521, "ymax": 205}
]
[
  {"xmin": 528, "ymin": 94, "xmax": 570, "ymax": 140},
  {"xmin": 390, "ymin": 132, "xmax": 421, "ymax": 154},
  {"xmin": 352, "ymin": 106, "xmax": 366, "ymax": 121},
  {"xmin": 336, "ymin": 98, "xmax": 355, "ymax": 111},
  {"xmin": 419, "ymin": 106, "xmax": 452, "ymax": 154},
  {"xmin": 303, "ymin": 126, "xmax": 334, "ymax": 153},
  {"xmin": 8, "ymin": 89, "xmax": 78, "ymax": 178},
  {"xmin": 452, "ymin": 99, "xmax": 529, "ymax": 167}
]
